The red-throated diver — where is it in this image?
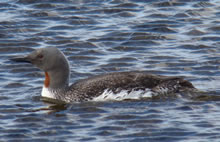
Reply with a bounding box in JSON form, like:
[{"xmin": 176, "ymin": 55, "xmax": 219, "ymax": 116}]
[{"xmin": 11, "ymin": 47, "xmax": 196, "ymax": 103}]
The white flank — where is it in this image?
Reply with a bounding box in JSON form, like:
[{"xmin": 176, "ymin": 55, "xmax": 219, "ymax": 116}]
[
  {"xmin": 93, "ymin": 88, "xmax": 153, "ymax": 101},
  {"xmin": 41, "ymin": 86, "xmax": 55, "ymax": 99}
]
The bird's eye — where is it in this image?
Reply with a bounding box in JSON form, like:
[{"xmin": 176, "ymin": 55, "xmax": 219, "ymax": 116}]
[{"xmin": 37, "ymin": 54, "xmax": 44, "ymax": 59}]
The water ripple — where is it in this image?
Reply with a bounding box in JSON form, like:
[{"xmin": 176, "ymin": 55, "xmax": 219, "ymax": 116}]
[{"xmin": 0, "ymin": 0, "xmax": 220, "ymax": 141}]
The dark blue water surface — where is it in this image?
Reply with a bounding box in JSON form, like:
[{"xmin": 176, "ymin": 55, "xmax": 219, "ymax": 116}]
[{"xmin": 1, "ymin": 0, "xmax": 220, "ymax": 141}]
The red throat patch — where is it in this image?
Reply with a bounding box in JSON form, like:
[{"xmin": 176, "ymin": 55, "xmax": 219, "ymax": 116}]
[{"xmin": 44, "ymin": 72, "xmax": 50, "ymax": 88}]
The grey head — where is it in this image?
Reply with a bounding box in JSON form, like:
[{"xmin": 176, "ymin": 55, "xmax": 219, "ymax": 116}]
[{"xmin": 11, "ymin": 47, "xmax": 70, "ymax": 89}]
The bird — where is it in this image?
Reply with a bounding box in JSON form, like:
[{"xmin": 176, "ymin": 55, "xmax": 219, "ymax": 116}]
[{"xmin": 11, "ymin": 47, "xmax": 197, "ymax": 103}]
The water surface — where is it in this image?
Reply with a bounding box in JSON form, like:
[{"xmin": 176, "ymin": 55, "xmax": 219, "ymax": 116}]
[{"xmin": 1, "ymin": 0, "xmax": 220, "ymax": 141}]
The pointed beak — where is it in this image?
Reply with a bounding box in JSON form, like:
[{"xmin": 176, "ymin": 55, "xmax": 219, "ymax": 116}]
[{"xmin": 10, "ymin": 55, "xmax": 32, "ymax": 63}]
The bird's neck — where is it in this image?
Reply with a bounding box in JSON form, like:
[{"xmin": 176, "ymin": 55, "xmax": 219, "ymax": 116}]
[
  {"xmin": 41, "ymin": 54, "xmax": 70, "ymax": 100},
  {"xmin": 44, "ymin": 69, "xmax": 70, "ymax": 90},
  {"xmin": 41, "ymin": 69, "xmax": 70, "ymax": 99}
]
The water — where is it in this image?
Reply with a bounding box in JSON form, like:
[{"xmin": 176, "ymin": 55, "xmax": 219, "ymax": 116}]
[{"xmin": 1, "ymin": 0, "xmax": 220, "ymax": 141}]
